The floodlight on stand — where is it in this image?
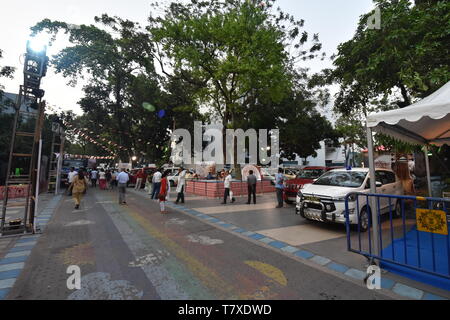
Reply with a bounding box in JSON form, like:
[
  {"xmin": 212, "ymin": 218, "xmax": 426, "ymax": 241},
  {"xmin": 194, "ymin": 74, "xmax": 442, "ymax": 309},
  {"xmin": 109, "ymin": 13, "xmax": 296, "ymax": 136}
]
[
  {"xmin": 31, "ymin": 88, "xmax": 45, "ymax": 98},
  {"xmin": 27, "ymin": 37, "xmax": 48, "ymax": 55}
]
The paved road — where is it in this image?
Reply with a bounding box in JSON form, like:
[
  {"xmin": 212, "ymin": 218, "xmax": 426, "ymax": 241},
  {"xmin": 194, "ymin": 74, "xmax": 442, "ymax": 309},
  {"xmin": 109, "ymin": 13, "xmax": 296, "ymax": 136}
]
[{"xmin": 7, "ymin": 188, "xmax": 392, "ymax": 300}]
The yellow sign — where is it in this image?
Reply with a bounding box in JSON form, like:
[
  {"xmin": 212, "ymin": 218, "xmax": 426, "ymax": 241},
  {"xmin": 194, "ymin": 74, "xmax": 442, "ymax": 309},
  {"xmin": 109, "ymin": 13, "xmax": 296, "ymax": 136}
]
[{"xmin": 416, "ymin": 209, "xmax": 449, "ymax": 235}]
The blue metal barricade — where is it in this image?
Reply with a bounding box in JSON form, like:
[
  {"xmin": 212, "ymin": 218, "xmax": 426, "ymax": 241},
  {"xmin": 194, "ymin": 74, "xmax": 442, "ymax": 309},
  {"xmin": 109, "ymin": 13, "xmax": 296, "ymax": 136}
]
[{"xmin": 344, "ymin": 193, "xmax": 450, "ymax": 285}]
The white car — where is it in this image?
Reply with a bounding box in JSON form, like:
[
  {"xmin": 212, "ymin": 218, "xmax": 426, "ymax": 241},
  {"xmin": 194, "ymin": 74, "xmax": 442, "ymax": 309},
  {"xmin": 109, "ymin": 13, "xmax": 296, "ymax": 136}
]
[{"xmin": 296, "ymin": 168, "xmax": 404, "ymax": 231}]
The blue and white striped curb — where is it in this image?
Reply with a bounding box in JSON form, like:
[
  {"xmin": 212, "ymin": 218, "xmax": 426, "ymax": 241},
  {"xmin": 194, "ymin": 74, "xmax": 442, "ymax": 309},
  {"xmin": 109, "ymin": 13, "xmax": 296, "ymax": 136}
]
[
  {"xmin": 166, "ymin": 201, "xmax": 449, "ymax": 301},
  {"xmin": 0, "ymin": 195, "xmax": 61, "ymax": 300}
]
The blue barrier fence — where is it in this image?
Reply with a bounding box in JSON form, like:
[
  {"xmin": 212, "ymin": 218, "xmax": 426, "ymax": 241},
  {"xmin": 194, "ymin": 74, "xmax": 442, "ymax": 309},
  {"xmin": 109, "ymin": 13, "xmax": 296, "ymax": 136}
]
[{"xmin": 344, "ymin": 193, "xmax": 450, "ymax": 290}]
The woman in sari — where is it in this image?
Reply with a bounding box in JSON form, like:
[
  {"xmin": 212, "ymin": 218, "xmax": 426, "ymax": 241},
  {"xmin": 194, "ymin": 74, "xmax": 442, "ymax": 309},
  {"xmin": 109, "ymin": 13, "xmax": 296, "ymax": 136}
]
[{"xmin": 71, "ymin": 169, "xmax": 88, "ymax": 210}]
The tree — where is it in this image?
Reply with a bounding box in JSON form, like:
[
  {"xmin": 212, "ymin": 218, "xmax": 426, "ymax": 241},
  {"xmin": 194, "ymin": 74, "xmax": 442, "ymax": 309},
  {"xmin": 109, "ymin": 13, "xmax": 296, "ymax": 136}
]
[
  {"xmin": 148, "ymin": 0, "xmax": 330, "ymax": 167},
  {"xmin": 31, "ymin": 15, "xmax": 199, "ymax": 163},
  {"xmin": 324, "ymin": 0, "xmax": 450, "ymax": 117},
  {"xmin": 0, "ymin": 49, "xmax": 15, "ymax": 99}
]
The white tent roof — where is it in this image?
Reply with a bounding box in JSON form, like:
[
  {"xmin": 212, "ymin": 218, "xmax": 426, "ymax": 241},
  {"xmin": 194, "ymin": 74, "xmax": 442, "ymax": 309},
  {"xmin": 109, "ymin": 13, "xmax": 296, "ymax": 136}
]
[{"xmin": 367, "ymin": 81, "xmax": 450, "ymax": 146}]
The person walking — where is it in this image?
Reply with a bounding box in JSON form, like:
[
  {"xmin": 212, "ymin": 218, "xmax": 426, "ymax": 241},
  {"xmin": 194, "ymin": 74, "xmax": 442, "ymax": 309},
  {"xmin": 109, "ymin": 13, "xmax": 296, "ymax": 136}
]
[
  {"xmin": 175, "ymin": 167, "xmax": 187, "ymax": 204},
  {"xmin": 159, "ymin": 171, "xmax": 170, "ymax": 214},
  {"xmin": 151, "ymin": 169, "xmax": 162, "ymax": 200},
  {"xmin": 275, "ymin": 168, "xmax": 285, "ymax": 208},
  {"xmin": 221, "ymin": 171, "xmax": 235, "ymax": 204},
  {"xmin": 99, "ymin": 169, "xmax": 107, "ymax": 190},
  {"xmin": 111, "ymin": 170, "xmax": 117, "ymax": 190},
  {"xmin": 105, "ymin": 169, "xmax": 112, "ymax": 190},
  {"xmin": 67, "ymin": 167, "xmax": 78, "ymax": 196},
  {"xmin": 135, "ymin": 169, "xmax": 145, "ymax": 191},
  {"xmin": 90, "ymin": 168, "xmax": 98, "ymax": 188},
  {"xmin": 246, "ymin": 170, "xmax": 257, "ymax": 205},
  {"xmin": 117, "ymin": 168, "xmax": 130, "ymax": 205},
  {"xmin": 71, "ymin": 169, "xmax": 88, "ymax": 210}
]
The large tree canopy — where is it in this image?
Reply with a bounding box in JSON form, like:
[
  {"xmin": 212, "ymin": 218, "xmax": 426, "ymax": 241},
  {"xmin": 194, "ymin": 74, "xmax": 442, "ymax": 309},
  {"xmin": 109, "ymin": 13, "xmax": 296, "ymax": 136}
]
[
  {"xmin": 323, "ymin": 0, "xmax": 450, "ymax": 117},
  {"xmin": 31, "ymin": 15, "xmax": 200, "ymax": 163},
  {"xmin": 30, "ymin": 0, "xmax": 339, "ymax": 165},
  {"xmin": 149, "ymin": 0, "xmax": 336, "ymax": 162}
]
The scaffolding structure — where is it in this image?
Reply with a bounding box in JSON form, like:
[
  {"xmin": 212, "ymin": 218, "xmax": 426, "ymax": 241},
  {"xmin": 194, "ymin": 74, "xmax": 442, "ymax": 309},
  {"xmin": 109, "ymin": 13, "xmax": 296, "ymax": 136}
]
[
  {"xmin": 47, "ymin": 124, "xmax": 65, "ymax": 194},
  {"xmin": 0, "ymin": 40, "xmax": 48, "ymax": 235}
]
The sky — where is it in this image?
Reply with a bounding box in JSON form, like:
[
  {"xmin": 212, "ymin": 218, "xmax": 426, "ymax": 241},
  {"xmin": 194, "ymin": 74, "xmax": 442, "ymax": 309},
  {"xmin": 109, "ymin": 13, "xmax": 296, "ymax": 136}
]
[{"xmin": 0, "ymin": 0, "xmax": 375, "ymax": 115}]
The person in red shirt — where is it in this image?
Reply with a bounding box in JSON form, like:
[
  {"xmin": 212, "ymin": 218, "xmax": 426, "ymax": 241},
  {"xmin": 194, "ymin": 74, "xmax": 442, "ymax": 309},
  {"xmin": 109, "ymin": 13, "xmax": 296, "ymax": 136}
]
[
  {"xmin": 135, "ymin": 169, "xmax": 145, "ymax": 191},
  {"xmin": 159, "ymin": 171, "xmax": 170, "ymax": 214}
]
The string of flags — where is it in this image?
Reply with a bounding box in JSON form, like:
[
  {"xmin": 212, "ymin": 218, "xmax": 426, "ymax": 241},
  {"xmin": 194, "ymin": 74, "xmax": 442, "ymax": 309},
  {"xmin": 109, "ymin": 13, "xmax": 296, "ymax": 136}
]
[
  {"xmin": 64, "ymin": 122, "xmax": 125, "ymax": 154},
  {"xmin": 63, "ymin": 121, "xmax": 117, "ymax": 156},
  {"xmin": 65, "ymin": 154, "xmax": 115, "ymax": 160},
  {"xmin": 64, "ymin": 121, "xmax": 128, "ymax": 152},
  {"xmin": 46, "ymin": 101, "xmax": 167, "ymax": 154}
]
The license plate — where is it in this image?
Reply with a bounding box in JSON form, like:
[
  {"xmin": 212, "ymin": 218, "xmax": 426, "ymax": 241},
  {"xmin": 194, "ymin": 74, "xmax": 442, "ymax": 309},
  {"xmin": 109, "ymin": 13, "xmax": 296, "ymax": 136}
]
[{"xmin": 305, "ymin": 196, "xmax": 320, "ymax": 202}]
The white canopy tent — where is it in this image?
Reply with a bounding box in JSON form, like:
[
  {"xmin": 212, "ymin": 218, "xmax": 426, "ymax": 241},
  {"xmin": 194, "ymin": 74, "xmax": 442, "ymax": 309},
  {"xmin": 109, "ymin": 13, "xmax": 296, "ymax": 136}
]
[
  {"xmin": 367, "ymin": 80, "xmax": 450, "ymax": 147},
  {"xmin": 365, "ymin": 80, "xmax": 450, "ymax": 255}
]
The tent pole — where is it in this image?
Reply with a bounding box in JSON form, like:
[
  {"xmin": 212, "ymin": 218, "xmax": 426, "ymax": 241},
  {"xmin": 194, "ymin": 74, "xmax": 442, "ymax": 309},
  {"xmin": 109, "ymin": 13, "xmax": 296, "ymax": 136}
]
[
  {"xmin": 424, "ymin": 145, "xmax": 432, "ymax": 197},
  {"xmin": 366, "ymin": 125, "xmax": 380, "ymax": 258}
]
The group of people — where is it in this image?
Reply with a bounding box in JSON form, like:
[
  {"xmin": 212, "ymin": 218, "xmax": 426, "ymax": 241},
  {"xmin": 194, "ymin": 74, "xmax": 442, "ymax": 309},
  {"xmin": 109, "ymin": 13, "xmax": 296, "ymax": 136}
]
[
  {"xmin": 88, "ymin": 168, "xmax": 120, "ymax": 190},
  {"xmin": 66, "ymin": 167, "xmax": 130, "ymax": 209},
  {"xmin": 67, "ymin": 165, "xmax": 285, "ymax": 213},
  {"xmin": 138, "ymin": 167, "xmax": 187, "ymax": 214}
]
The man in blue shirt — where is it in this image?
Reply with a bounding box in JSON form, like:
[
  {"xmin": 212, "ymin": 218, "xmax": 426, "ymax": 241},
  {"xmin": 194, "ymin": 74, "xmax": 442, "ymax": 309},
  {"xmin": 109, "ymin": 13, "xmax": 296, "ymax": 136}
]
[
  {"xmin": 275, "ymin": 168, "xmax": 285, "ymax": 208},
  {"xmin": 117, "ymin": 168, "xmax": 130, "ymax": 205}
]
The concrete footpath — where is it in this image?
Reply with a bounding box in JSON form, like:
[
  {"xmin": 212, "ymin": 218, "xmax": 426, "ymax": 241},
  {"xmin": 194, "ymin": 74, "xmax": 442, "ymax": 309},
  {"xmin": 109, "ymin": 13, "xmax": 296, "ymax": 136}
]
[
  {"xmin": 131, "ymin": 188, "xmax": 449, "ymax": 301},
  {"xmin": 0, "ymin": 192, "xmax": 61, "ymax": 298}
]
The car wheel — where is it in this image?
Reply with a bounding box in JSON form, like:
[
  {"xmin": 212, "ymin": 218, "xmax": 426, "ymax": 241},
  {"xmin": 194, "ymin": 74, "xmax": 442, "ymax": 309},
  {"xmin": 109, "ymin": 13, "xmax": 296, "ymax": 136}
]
[
  {"xmin": 359, "ymin": 207, "xmax": 370, "ymax": 232},
  {"xmin": 285, "ymin": 200, "xmax": 294, "ymax": 205}
]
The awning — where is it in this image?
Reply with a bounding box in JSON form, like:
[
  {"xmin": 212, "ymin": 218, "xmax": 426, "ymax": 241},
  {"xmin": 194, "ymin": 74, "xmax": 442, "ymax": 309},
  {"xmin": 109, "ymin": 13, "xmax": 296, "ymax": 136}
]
[{"xmin": 367, "ymin": 81, "xmax": 450, "ymax": 146}]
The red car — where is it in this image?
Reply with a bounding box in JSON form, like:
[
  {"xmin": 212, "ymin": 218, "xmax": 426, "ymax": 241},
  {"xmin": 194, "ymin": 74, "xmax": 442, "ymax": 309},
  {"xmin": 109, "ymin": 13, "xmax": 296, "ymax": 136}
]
[{"xmin": 283, "ymin": 166, "xmax": 340, "ymax": 204}]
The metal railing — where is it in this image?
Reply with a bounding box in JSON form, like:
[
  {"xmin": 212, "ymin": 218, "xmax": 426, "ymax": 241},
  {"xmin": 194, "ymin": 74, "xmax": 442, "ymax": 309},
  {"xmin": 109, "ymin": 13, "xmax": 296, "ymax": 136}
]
[{"xmin": 344, "ymin": 193, "xmax": 450, "ymax": 281}]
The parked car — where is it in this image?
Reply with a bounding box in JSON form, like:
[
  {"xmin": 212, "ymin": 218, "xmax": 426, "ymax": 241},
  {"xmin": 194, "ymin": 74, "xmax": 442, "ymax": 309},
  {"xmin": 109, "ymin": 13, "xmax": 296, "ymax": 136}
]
[
  {"xmin": 60, "ymin": 159, "xmax": 87, "ymax": 187},
  {"xmin": 260, "ymin": 168, "xmax": 276, "ymax": 185},
  {"xmin": 295, "ymin": 168, "xmax": 404, "ymax": 231},
  {"xmin": 261, "ymin": 167, "xmax": 297, "ymax": 185},
  {"xmin": 283, "ymin": 166, "xmax": 331, "ymax": 204}
]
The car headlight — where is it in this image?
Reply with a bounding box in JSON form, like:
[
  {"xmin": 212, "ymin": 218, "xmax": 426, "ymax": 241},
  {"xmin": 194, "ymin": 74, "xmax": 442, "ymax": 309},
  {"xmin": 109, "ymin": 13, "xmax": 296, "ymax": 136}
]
[
  {"xmin": 333, "ymin": 194, "xmax": 357, "ymax": 202},
  {"xmin": 297, "ymin": 191, "xmax": 304, "ymax": 200}
]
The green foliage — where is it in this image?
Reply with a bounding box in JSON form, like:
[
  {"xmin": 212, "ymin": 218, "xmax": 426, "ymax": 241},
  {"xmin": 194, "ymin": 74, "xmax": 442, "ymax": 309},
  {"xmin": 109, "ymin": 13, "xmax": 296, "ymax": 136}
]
[
  {"xmin": 149, "ymin": 0, "xmax": 334, "ymax": 161},
  {"xmin": 31, "ymin": 15, "xmax": 200, "ymax": 163},
  {"xmin": 325, "ymin": 0, "xmax": 450, "ymax": 117},
  {"xmin": 0, "ymin": 49, "xmax": 15, "ymax": 99},
  {"xmin": 31, "ymin": 0, "xmax": 339, "ymax": 163},
  {"xmin": 149, "ymin": 0, "xmax": 321, "ymax": 117}
]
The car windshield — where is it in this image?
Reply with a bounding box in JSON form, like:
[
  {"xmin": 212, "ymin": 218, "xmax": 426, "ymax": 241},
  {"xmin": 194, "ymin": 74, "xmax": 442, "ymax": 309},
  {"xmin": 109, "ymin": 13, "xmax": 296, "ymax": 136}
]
[
  {"xmin": 63, "ymin": 160, "xmax": 84, "ymax": 168},
  {"xmin": 314, "ymin": 171, "xmax": 367, "ymax": 188},
  {"xmin": 297, "ymin": 169, "xmax": 324, "ymax": 179}
]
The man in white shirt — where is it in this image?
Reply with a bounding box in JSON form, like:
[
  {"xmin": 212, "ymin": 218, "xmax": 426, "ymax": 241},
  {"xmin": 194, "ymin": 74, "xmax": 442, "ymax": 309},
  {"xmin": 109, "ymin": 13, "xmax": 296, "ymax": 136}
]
[
  {"xmin": 221, "ymin": 171, "xmax": 235, "ymax": 204},
  {"xmin": 117, "ymin": 168, "xmax": 130, "ymax": 204},
  {"xmin": 67, "ymin": 167, "xmax": 78, "ymax": 196},
  {"xmin": 151, "ymin": 169, "xmax": 162, "ymax": 200},
  {"xmin": 91, "ymin": 169, "xmax": 98, "ymax": 188},
  {"xmin": 175, "ymin": 167, "xmax": 187, "ymax": 204}
]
